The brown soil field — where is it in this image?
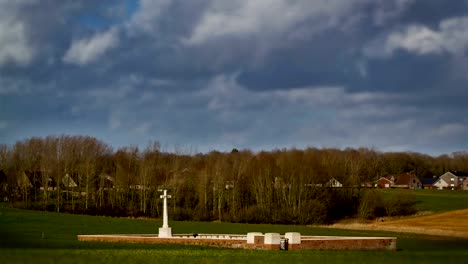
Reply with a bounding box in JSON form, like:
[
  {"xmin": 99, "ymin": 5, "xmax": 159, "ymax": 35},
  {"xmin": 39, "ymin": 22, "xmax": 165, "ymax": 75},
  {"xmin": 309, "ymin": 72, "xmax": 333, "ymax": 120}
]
[{"xmin": 325, "ymin": 209, "xmax": 468, "ymax": 238}]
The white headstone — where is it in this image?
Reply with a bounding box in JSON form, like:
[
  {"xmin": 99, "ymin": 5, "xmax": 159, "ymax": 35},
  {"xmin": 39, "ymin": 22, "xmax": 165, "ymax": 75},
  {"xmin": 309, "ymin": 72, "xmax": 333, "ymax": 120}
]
[
  {"xmin": 285, "ymin": 232, "xmax": 301, "ymax": 244},
  {"xmin": 264, "ymin": 233, "xmax": 280, "ymax": 245},
  {"xmin": 158, "ymin": 189, "xmax": 172, "ymax": 238},
  {"xmin": 247, "ymin": 232, "xmax": 263, "ymax": 244}
]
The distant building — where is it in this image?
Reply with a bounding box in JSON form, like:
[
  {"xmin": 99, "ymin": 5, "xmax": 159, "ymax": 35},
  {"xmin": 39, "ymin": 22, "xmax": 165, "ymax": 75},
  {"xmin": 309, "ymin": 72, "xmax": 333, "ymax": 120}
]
[
  {"xmin": 386, "ymin": 173, "xmax": 421, "ymax": 189},
  {"xmin": 16, "ymin": 171, "xmax": 56, "ymax": 191},
  {"xmin": 62, "ymin": 173, "xmax": 78, "ymax": 188},
  {"xmin": 325, "ymin": 178, "xmax": 343, "ymax": 188},
  {"xmin": 462, "ymin": 178, "xmax": 468, "ymax": 191},
  {"xmin": 434, "ymin": 171, "xmax": 468, "ymax": 190},
  {"xmin": 99, "ymin": 174, "xmax": 115, "ymax": 190},
  {"xmin": 374, "ymin": 177, "xmax": 394, "ymax": 188},
  {"xmin": 420, "ymin": 177, "xmax": 438, "ymax": 189},
  {"xmin": 305, "ymin": 178, "xmax": 343, "ymax": 188}
]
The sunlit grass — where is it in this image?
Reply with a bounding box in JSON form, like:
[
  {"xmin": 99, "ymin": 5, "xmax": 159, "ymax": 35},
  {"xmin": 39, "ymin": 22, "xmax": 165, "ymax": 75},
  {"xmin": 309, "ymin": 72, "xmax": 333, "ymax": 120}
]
[
  {"xmin": 1, "ymin": 201, "xmax": 467, "ymax": 264},
  {"xmin": 381, "ymin": 189, "xmax": 468, "ymax": 212}
]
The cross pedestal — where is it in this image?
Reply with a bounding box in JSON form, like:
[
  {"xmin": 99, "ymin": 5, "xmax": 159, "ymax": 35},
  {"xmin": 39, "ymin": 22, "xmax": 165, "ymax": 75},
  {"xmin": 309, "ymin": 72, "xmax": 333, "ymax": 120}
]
[{"xmin": 158, "ymin": 189, "xmax": 172, "ymax": 238}]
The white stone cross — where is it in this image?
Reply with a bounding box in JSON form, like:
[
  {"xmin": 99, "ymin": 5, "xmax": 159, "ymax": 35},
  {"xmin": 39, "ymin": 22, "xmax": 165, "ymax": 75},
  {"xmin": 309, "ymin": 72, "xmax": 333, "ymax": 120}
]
[
  {"xmin": 160, "ymin": 190, "xmax": 171, "ymax": 228},
  {"xmin": 158, "ymin": 189, "xmax": 172, "ymax": 237}
]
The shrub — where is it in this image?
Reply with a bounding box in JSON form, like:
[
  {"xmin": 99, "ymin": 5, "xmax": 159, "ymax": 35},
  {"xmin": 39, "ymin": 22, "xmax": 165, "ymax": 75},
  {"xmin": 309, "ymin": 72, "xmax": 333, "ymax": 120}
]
[
  {"xmin": 384, "ymin": 191, "xmax": 417, "ymax": 216},
  {"xmin": 298, "ymin": 199, "xmax": 328, "ymax": 224},
  {"xmin": 237, "ymin": 206, "xmax": 268, "ymax": 224},
  {"xmin": 358, "ymin": 190, "xmax": 385, "ymax": 220},
  {"xmin": 192, "ymin": 206, "xmax": 212, "ymax": 221},
  {"xmin": 172, "ymin": 208, "xmax": 193, "ymax": 221}
]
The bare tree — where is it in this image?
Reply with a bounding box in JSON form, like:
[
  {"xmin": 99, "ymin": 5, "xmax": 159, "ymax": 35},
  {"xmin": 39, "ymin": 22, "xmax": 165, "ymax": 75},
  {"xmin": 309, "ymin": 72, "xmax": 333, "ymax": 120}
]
[{"xmin": 140, "ymin": 141, "xmax": 160, "ymax": 214}]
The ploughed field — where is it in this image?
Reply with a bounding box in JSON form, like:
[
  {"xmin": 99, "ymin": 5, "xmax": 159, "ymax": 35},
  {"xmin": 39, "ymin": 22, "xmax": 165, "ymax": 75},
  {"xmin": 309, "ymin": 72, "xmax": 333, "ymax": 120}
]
[
  {"xmin": 329, "ymin": 209, "xmax": 468, "ymax": 238},
  {"xmin": 328, "ymin": 189, "xmax": 468, "ymax": 238},
  {"xmin": 1, "ymin": 190, "xmax": 468, "ymax": 264}
]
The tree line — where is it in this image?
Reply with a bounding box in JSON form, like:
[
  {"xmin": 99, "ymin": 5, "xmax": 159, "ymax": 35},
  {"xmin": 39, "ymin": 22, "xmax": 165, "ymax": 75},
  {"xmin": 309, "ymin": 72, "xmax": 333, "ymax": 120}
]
[{"xmin": 0, "ymin": 135, "xmax": 467, "ymax": 224}]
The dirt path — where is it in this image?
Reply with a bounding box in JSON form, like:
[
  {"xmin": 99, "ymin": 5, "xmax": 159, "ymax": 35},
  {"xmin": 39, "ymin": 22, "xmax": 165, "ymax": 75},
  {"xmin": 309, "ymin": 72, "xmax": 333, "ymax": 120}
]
[{"xmin": 324, "ymin": 209, "xmax": 468, "ymax": 239}]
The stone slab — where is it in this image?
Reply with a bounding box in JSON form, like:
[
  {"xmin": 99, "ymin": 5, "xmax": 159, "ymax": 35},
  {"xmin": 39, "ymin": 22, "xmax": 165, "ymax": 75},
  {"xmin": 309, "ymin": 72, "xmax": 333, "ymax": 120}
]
[
  {"xmin": 264, "ymin": 233, "xmax": 280, "ymax": 245},
  {"xmin": 158, "ymin": 227, "xmax": 172, "ymax": 238},
  {"xmin": 247, "ymin": 232, "xmax": 263, "ymax": 244},
  {"xmin": 285, "ymin": 232, "xmax": 301, "ymax": 244}
]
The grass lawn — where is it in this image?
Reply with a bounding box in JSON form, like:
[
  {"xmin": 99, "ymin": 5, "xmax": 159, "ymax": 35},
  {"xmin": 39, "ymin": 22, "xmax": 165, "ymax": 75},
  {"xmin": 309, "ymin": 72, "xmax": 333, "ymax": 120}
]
[
  {"xmin": 381, "ymin": 189, "xmax": 468, "ymax": 213},
  {"xmin": 1, "ymin": 204, "xmax": 467, "ymax": 263}
]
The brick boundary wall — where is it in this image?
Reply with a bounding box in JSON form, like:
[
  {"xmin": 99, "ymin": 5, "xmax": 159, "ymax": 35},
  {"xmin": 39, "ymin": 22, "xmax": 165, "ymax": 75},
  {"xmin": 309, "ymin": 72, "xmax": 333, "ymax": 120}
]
[
  {"xmin": 291, "ymin": 237, "xmax": 397, "ymax": 250},
  {"xmin": 78, "ymin": 235, "xmax": 248, "ymax": 249},
  {"xmin": 77, "ymin": 234, "xmax": 396, "ymax": 251}
]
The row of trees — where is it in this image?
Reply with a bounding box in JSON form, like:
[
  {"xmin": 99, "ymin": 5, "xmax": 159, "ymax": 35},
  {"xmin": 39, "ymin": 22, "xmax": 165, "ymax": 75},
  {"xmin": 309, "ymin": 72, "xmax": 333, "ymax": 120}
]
[{"xmin": 0, "ymin": 135, "xmax": 467, "ymax": 224}]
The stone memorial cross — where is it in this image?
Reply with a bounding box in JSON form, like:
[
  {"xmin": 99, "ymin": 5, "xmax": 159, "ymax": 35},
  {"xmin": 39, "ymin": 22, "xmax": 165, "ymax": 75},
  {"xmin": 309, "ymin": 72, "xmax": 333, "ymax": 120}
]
[{"xmin": 158, "ymin": 189, "xmax": 172, "ymax": 237}]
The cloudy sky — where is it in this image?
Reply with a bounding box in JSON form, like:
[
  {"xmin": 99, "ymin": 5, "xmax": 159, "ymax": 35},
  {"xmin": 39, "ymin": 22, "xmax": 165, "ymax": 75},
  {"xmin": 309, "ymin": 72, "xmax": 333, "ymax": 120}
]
[{"xmin": 1, "ymin": 0, "xmax": 468, "ymax": 155}]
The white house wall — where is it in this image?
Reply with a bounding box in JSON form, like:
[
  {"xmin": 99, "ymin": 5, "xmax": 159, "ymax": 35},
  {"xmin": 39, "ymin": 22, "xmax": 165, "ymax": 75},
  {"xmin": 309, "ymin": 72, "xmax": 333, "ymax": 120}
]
[{"xmin": 433, "ymin": 179, "xmax": 448, "ymax": 190}]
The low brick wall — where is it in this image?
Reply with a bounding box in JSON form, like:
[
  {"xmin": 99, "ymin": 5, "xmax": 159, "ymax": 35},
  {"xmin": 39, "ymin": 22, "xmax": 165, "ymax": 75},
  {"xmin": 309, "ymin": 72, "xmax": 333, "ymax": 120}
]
[
  {"xmin": 78, "ymin": 234, "xmax": 397, "ymax": 251},
  {"xmin": 78, "ymin": 235, "xmax": 247, "ymax": 249},
  {"xmin": 290, "ymin": 237, "xmax": 397, "ymax": 250}
]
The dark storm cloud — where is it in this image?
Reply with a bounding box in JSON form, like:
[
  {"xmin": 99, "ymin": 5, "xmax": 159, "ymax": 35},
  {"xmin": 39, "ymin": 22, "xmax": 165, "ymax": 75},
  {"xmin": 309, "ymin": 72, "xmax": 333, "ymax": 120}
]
[{"xmin": 1, "ymin": 0, "xmax": 468, "ymax": 155}]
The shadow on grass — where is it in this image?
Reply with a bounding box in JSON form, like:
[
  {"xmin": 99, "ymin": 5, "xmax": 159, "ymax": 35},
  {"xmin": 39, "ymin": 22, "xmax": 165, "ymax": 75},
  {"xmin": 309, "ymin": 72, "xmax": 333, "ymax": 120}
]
[{"xmin": 0, "ymin": 231, "xmax": 214, "ymax": 251}]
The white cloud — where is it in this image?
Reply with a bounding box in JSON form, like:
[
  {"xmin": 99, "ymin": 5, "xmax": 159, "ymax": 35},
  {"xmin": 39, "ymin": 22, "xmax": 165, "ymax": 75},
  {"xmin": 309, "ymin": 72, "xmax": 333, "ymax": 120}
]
[
  {"xmin": 184, "ymin": 0, "xmax": 414, "ymax": 45},
  {"xmin": 372, "ymin": 0, "xmax": 414, "ymax": 26},
  {"xmin": 200, "ymin": 73, "xmax": 261, "ymax": 111},
  {"xmin": 385, "ymin": 25, "xmax": 444, "ymax": 55},
  {"xmin": 432, "ymin": 123, "xmax": 467, "ymax": 137},
  {"xmin": 381, "ymin": 16, "xmax": 468, "ymax": 56},
  {"xmin": 274, "ymin": 86, "xmax": 346, "ymax": 106},
  {"xmin": 200, "ymin": 73, "xmax": 400, "ymax": 115},
  {"xmin": 184, "ymin": 0, "xmax": 370, "ymax": 45},
  {"xmin": 0, "ymin": 2, "xmax": 36, "ymax": 66},
  {"xmin": 126, "ymin": 0, "xmax": 172, "ymax": 34},
  {"xmin": 63, "ymin": 27, "xmax": 120, "ymax": 65},
  {"xmin": 131, "ymin": 122, "xmax": 152, "ymax": 136},
  {"xmin": 438, "ymin": 17, "xmax": 468, "ymax": 54}
]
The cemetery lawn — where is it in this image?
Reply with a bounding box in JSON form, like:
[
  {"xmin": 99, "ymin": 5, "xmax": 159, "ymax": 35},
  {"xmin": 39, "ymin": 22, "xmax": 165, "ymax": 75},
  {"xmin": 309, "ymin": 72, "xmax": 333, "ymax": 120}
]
[{"xmin": 1, "ymin": 204, "xmax": 468, "ymax": 264}]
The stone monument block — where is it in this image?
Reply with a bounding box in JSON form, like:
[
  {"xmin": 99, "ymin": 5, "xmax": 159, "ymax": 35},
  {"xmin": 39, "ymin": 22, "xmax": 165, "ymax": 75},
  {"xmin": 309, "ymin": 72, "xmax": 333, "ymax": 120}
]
[
  {"xmin": 254, "ymin": 235, "xmax": 264, "ymax": 244},
  {"xmin": 159, "ymin": 227, "xmax": 172, "ymax": 238},
  {"xmin": 264, "ymin": 233, "xmax": 280, "ymax": 245},
  {"xmin": 247, "ymin": 232, "xmax": 263, "ymax": 244},
  {"xmin": 285, "ymin": 232, "xmax": 301, "ymax": 244}
]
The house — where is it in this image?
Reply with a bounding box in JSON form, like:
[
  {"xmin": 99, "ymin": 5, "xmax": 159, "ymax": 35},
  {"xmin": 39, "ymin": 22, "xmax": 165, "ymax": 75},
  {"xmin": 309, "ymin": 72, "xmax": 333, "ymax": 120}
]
[
  {"xmin": 433, "ymin": 178, "xmax": 449, "ymax": 190},
  {"xmin": 17, "ymin": 171, "xmax": 36, "ymax": 189},
  {"xmin": 374, "ymin": 177, "xmax": 394, "ymax": 188},
  {"xmin": 224, "ymin": 181, "xmax": 235, "ymax": 190},
  {"xmin": 41, "ymin": 175, "xmax": 57, "ymax": 191},
  {"xmin": 305, "ymin": 178, "xmax": 342, "ymax": 188},
  {"xmin": 462, "ymin": 178, "xmax": 468, "ymax": 191},
  {"xmin": 17, "ymin": 171, "xmax": 57, "ymax": 191},
  {"xmin": 62, "ymin": 173, "xmax": 78, "ymax": 188},
  {"xmin": 325, "ymin": 178, "xmax": 343, "ymax": 188},
  {"xmin": 387, "ymin": 173, "xmax": 421, "ymax": 189},
  {"xmin": 434, "ymin": 171, "xmax": 468, "ymax": 190},
  {"xmin": 99, "ymin": 174, "xmax": 115, "ymax": 190},
  {"xmin": 421, "ymin": 177, "xmax": 438, "ymax": 189},
  {"xmin": 450, "ymin": 171, "xmax": 468, "ymax": 190}
]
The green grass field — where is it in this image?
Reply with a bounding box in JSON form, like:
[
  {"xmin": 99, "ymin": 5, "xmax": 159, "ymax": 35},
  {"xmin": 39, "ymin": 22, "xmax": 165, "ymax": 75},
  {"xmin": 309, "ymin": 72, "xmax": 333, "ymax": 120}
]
[
  {"xmin": 1, "ymin": 199, "xmax": 468, "ymax": 264},
  {"xmin": 2, "ymin": 189, "xmax": 468, "ymax": 263},
  {"xmin": 381, "ymin": 189, "xmax": 468, "ymax": 213}
]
